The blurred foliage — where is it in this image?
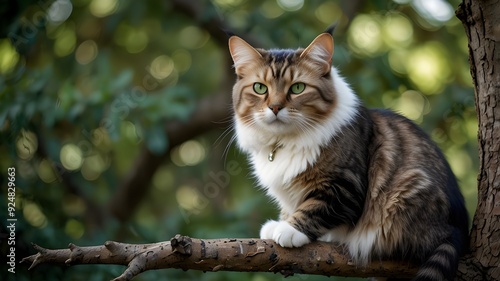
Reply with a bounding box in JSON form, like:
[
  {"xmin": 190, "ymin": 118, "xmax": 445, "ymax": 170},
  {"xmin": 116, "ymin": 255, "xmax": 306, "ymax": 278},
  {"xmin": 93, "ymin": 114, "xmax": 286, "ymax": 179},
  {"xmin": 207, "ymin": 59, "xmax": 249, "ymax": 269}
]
[{"xmin": 0, "ymin": 0, "xmax": 477, "ymax": 280}]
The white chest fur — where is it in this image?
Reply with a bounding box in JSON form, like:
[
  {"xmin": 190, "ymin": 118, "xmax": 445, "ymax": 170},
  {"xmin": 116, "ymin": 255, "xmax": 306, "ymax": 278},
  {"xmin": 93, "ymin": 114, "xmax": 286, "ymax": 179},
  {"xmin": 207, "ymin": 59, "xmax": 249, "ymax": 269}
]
[{"xmin": 250, "ymin": 141, "xmax": 320, "ymax": 215}]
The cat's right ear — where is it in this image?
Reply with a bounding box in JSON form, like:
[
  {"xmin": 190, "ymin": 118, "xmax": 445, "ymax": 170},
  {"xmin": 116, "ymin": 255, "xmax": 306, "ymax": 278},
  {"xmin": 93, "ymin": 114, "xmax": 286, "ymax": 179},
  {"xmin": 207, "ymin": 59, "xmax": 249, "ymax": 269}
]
[
  {"xmin": 300, "ymin": 33, "xmax": 334, "ymax": 75},
  {"xmin": 228, "ymin": 36, "xmax": 262, "ymax": 75}
]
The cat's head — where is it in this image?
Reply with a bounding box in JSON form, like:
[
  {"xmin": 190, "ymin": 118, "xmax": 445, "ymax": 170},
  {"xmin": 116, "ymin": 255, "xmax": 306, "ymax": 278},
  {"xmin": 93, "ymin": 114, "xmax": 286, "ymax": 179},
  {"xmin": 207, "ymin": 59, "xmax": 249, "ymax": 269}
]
[{"xmin": 228, "ymin": 33, "xmax": 337, "ymax": 138}]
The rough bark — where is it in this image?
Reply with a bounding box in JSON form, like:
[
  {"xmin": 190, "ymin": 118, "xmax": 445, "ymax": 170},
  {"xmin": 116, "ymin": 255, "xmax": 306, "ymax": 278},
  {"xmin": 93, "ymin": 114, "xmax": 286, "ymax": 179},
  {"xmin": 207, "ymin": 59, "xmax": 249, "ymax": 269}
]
[
  {"xmin": 456, "ymin": 0, "xmax": 500, "ymax": 280},
  {"xmin": 21, "ymin": 235, "xmax": 418, "ymax": 281}
]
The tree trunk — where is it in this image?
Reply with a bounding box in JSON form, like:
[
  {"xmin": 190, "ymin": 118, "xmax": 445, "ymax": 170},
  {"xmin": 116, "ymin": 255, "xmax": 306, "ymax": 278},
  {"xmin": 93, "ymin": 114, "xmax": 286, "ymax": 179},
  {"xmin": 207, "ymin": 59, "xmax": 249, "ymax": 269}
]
[{"xmin": 456, "ymin": 1, "xmax": 500, "ymax": 280}]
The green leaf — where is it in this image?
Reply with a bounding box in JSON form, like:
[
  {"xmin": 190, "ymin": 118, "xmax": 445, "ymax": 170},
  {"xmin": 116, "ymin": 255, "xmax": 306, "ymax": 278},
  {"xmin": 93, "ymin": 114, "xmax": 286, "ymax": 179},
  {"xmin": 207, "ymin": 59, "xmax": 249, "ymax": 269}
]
[
  {"xmin": 144, "ymin": 123, "xmax": 168, "ymax": 155},
  {"xmin": 161, "ymin": 86, "xmax": 196, "ymax": 120},
  {"xmin": 68, "ymin": 102, "xmax": 86, "ymax": 120},
  {"xmin": 0, "ymin": 110, "xmax": 7, "ymax": 128},
  {"xmin": 103, "ymin": 113, "xmax": 121, "ymax": 141},
  {"xmin": 110, "ymin": 69, "xmax": 134, "ymax": 92}
]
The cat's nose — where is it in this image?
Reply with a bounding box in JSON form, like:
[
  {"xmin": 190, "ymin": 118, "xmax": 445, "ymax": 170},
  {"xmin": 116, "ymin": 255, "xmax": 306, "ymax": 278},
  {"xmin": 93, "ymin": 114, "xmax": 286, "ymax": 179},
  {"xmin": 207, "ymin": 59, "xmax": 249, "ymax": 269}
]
[{"xmin": 269, "ymin": 104, "xmax": 284, "ymax": 115}]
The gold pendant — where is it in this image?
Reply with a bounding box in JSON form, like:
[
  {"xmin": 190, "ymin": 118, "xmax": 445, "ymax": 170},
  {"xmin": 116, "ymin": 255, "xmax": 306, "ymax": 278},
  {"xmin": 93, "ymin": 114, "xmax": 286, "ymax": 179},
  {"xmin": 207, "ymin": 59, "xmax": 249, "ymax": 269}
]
[
  {"xmin": 268, "ymin": 143, "xmax": 282, "ymax": 162},
  {"xmin": 268, "ymin": 151, "xmax": 276, "ymax": 162}
]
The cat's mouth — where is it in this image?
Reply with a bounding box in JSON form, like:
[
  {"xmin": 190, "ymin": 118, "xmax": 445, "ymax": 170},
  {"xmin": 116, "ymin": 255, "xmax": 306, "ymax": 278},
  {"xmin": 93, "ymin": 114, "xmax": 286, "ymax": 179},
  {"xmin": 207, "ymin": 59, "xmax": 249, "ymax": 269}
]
[
  {"xmin": 264, "ymin": 115, "xmax": 288, "ymax": 125},
  {"xmin": 255, "ymin": 109, "xmax": 299, "ymax": 133},
  {"xmin": 261, "ymin": 115, "xmax": 296, "ymax": 134}
]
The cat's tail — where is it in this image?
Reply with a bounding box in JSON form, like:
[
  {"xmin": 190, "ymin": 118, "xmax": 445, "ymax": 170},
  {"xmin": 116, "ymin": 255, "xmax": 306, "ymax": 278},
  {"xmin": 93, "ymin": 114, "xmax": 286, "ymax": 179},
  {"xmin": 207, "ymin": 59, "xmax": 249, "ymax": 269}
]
[{"xmin": 412, "ymin": 228, "xmax": 466, "ymax": 281}]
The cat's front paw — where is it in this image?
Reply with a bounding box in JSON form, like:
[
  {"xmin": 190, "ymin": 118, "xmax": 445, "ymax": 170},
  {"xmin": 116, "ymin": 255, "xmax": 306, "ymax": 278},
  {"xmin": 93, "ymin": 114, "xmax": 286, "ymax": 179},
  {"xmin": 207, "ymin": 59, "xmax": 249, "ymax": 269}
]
[{"xmin": 260, "ymin": 220, "xmax": 310, "ymax": 248}]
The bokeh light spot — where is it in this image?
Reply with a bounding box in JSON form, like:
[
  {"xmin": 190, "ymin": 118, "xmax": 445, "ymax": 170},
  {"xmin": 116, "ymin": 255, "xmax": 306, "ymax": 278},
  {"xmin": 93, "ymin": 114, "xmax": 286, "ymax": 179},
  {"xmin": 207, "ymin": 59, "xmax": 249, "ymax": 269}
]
[
  {"xmin": 126, "ymin": 30, "xmax": 148, "ymax": 53},
  {"xmin": 114, "ymin": 23, "xmax": 149, "ymax": 53},
  {"xmin": 16, "ymin": 130, "xmax": 38, "ymax": 160},
  {"xmin": 277, "ymin": 0, "xmax": 304, "ymax": 12},
  {"xmin": 150, "ymin": 55, "xmax": 174, "ymax": 80},
  {"xmin": 172, "ymin": 49, "xmax": 192, "ymax": 73},
  {"xmin": 213, "ymin": 0, "xmax": 244, "ymax": 8},
  {"xmin": 260, "ymin": 1, "xmax": 284, "ymax": 19},
  {"xmin": 0, "ymin": 39, "xmax": 20, "ymax": 74},
  {"xmin": 394, "ymin": 90, "xmax": 430, "ymax": 122},
  {"xmin": 75, "ymin": 40, "xmax": 98, "ymax": 64},
  {"xmin": 383, "ymin": 13, "xmax": 413, "ymax": 48},
  {"xmin": 153, "ymin": 166, "xmax": 175, "ymax": 191},
  {"xmin": 179, "ymin": 140, "xmax": 206, "ymax": 166},
  {"xmin": 176, "ymin": 185, "xmax": 204, "ymax": 212},
  {"xmin": 179, "ymin": 26, "xmax": 209, "ymax": 49},
  {"xmin": 89, "ymin": 0, "xmax": 118, "ymax": 18},
  {"xmin": 54, "ymin": 24, "xmax": 76, "ymax": 57},
  {"xmin": 171, "ymin": 140, "xmax": 206, "ymax": 167},
  {"xmin": 81, "ymin": 154, "xmax": 109, "ymax": 181},
  {"xmin": 315, "ymin": 2, "xmax": 341, "ymax": 24},
  {"xmin": 65, "ymin": 219, "xmax": 85, "ymax": 239},
  {"xmin": 37, "ymin": 159, "xmax": 58, "ymax": 183},
  {"xmin": 388, "ymin": 49, "xmax": 409, "ymax": 74},
  {"xmin": 413, "ymin": 0, "xmax": 454, "ymax": 24},
  {"xmin": 406, "ymin": 42, "xmax": 449, "ymax": 94},
  {"xmin": 23, "ymin": 202, "xmax": 47, "ymax": 228},
  {"xmin": 445, "ymin": 146, "xmax": 472, "ymax": 179},
  {"xmin": 60, "ymin": 143, "xmax": 84, "ymax": 171},
  {"xmin": 348, "ymin": 14, "xmax": 384, "ymax": 56},
  {"xmin": 48, "ymin": 0, "xmax": 73, "ymax": 24}
]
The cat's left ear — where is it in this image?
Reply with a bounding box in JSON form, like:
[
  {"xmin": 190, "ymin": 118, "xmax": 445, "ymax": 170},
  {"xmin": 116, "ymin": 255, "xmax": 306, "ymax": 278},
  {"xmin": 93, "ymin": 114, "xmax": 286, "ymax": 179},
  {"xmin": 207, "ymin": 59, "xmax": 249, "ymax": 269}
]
[
  {"xmin": 300, "ymin": 33, "xmax": 334, "ymax": 74},
  {"xmin": 228, "ymin": 36, "xmax": 262, "ymax": 76}
]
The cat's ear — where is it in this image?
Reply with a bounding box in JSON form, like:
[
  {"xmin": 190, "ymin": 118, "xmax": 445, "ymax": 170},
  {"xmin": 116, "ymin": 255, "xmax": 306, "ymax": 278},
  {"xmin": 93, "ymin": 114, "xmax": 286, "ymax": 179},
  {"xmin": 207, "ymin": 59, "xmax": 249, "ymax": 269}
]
[
  {"xmin": 228, "ymin": 36, "xmax": 262, "ymax": 75},
  {"xmin": 300, "ymin": 33, "xmax": 334, "ymax": 74}
]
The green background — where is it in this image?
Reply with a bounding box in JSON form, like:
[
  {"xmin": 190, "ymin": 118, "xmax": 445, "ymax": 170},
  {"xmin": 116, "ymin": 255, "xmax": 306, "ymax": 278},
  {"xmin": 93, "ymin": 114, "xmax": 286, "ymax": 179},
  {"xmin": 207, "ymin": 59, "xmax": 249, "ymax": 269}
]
[{"xmin": 0, "ymin": 0, "xmax": 477, "ymax": 280}]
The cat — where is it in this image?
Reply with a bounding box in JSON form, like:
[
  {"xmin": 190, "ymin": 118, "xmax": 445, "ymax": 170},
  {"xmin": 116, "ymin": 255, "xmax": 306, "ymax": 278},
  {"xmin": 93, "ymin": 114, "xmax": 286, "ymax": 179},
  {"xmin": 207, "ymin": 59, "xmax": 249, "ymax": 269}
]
[{"xmin": 228, "ymin": 30, "xmax": 469, "ymax": 281}]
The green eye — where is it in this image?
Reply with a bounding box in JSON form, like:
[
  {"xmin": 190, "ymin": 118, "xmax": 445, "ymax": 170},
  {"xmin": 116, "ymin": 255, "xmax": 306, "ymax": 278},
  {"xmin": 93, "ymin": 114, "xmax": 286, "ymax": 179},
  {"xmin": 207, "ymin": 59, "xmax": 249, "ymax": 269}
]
[
  {"xmin": 290, "ymin": 82, "xmax": 305, "ymax": 94},
  {"xmin": 253, "ymin": 82, "xmax": 268, "ymax": 95}
]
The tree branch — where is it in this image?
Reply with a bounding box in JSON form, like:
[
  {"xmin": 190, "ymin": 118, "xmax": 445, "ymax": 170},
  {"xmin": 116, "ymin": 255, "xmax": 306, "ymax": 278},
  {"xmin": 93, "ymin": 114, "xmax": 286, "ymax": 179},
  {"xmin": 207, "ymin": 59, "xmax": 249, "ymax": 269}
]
[{"xmin": 22, "ymin": 235, "xmax": 418, "ymax": 280}]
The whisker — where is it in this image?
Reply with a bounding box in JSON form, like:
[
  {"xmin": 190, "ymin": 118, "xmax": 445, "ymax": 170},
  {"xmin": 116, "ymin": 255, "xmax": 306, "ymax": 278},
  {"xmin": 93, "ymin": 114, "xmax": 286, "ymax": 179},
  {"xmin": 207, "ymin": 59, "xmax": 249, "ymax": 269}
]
[
  {"xmin": 222, "ymin": 133, "xmax": 238, "ymax": 163},
  {"xmin": 214, "ymin": 124, "xmax": 235, "ymax": 149}
]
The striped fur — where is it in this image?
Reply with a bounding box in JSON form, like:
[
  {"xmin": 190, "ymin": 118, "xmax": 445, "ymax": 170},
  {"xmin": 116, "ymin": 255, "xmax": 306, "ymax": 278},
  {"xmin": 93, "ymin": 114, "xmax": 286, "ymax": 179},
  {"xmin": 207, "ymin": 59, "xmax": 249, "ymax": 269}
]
[{"xmin": 228, "ymin": 33, "xmax": 469, "ymax": 280}]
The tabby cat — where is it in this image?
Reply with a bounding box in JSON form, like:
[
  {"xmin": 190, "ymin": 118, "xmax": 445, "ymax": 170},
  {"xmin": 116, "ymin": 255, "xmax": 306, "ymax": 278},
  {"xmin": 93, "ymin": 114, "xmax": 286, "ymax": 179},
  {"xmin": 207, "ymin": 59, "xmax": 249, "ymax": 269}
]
[{"xmin": 228, "ymin": 30, "xmax": 469, "ymax": 280}]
